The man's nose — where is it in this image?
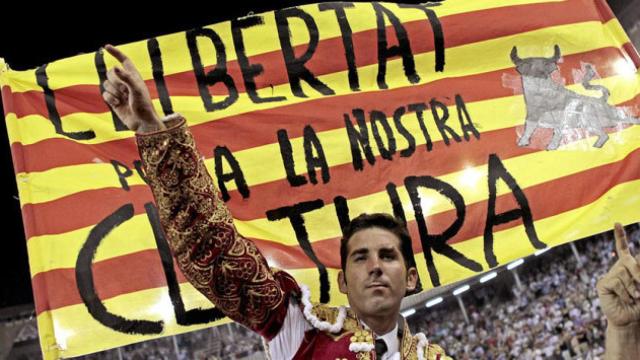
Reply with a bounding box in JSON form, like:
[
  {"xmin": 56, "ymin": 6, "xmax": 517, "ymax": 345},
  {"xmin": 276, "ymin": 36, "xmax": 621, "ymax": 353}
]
[{"xmin": 367, "ymin": 256, "xmax": 383, "ymax": 275}]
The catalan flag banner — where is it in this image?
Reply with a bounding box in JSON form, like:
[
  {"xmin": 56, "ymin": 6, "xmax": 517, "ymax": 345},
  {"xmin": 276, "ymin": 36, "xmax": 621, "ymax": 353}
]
[{"xmin": 1, "ymin": 0, "xmax": 639, "ymax": 358}]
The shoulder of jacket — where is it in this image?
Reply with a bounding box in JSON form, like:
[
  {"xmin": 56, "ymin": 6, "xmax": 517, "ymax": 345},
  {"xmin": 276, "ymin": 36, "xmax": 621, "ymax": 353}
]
[
  {"xmin": 298, "ymin": 285, "xmax": 354, "ymax": 334},
  {"xmin": 426, "ymin": 342, "xmax": 451, "ymax": 360}
]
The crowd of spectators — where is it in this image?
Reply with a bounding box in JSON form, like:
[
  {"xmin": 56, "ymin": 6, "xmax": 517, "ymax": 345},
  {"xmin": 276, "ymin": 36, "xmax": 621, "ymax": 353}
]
[{"xmin": 409, "ymin": 226, "xmax": 639, "ymax": 359}]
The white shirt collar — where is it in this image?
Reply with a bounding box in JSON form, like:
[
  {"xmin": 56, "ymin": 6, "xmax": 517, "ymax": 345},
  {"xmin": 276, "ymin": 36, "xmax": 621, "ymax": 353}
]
[
  {"xmin": 360, "ymin": 321, "xmax": 400, "ymax": 359},
  {"xmin": 378, "ymin": 323, "xmax": 400, "ymax": 359}
]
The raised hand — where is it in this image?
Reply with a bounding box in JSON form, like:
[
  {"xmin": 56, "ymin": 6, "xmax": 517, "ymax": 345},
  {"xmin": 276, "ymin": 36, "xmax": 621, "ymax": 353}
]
[
  {"xmin": 597, "ymin": 223, "xmax": 640, "ymax": 327},
  {"xmin": 102, "ymin": 44, "xmax": 165, "ymax": 133}
]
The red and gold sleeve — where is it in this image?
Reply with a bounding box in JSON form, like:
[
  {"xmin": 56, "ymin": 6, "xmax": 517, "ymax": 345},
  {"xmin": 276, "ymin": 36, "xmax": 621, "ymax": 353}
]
[{"xmin": 135, "ymin": 115, "xmax": 299, "ymax": 339}]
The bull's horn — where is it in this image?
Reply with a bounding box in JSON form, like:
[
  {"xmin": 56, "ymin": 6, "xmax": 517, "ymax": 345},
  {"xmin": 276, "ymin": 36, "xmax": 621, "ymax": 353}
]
[
  {"xmin": 510, "ymin": 46, "xmax": 522, "ymax": 65},
  {"xmin": 551, "ymin": 45, "xmax": 561, "ymax": 62}
]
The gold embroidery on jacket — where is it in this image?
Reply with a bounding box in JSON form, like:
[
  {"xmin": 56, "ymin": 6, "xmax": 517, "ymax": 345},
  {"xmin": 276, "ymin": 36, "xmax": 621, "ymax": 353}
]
[{"xmin": 137, "ymin": 118, "xmax": 284, "ymax": 330}]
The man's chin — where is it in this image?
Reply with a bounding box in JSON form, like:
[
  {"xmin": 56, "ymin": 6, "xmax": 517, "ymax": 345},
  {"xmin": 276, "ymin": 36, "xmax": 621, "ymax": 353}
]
[{"xmin": 362, "ymin": 298, "xmax": 396, "ymax": 314}]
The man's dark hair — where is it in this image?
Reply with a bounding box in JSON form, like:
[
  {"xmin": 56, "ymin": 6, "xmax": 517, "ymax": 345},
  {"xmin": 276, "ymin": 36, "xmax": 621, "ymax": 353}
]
[{"xmin": 340, "ymin": 213, "xmax": 417, "ymax": 273}]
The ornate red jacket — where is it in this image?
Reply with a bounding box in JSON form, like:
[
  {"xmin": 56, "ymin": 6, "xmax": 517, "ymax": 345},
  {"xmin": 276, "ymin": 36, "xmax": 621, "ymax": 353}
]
[{"xmin": 136, "ymin": 115, "xmax": 450, "ymax": 360}]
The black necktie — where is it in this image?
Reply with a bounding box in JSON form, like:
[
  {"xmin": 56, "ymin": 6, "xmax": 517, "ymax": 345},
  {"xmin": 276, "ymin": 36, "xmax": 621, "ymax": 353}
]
[{"xmin": 375, "ymin": 338, "xmax": 388, "ymax": 359}]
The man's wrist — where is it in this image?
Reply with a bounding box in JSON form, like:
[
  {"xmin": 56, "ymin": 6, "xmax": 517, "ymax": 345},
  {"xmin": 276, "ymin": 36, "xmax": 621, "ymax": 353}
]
[
  {"xmin": 135, "ymin": 113, "xmax": 186, "ymax": 136},
  {"xmin": 135, "ymin": 120, "xmax": 166, "ymax": 134}
]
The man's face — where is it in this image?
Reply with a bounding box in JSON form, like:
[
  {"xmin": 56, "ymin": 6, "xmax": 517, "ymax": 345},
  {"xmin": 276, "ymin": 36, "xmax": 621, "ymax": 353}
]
[{"xmin": 338, "ymin": 227, "xmax": 417, "ymax": 320}]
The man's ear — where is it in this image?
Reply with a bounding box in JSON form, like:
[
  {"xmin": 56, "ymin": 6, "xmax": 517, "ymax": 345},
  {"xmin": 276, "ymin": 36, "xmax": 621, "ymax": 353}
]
[
  {"xmin": 338, "ymin": 270, "xmax": 348, "ymax": 294},
  {"xmin": 406, "ymin": 267, "xmax": 418, "ymax": 292}
]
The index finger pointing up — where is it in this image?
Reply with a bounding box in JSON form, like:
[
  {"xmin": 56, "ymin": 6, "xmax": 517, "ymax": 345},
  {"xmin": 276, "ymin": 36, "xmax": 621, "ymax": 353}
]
[
  {"xmin": 104, "ymin": 44, "xmax": 129, "ymax": 65},
  {"xmin": 614, "ymin": 222, "xmax": 630, "ymax": 257},
  {"xmin": 615, "ymin": 223, "xmax": 640, "ymax": 285}
]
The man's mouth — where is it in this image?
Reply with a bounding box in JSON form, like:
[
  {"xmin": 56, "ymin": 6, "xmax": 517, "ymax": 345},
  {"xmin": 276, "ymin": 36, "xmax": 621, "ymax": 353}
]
[{"xmin": 366, "ymin": 282, "xmax": 388, "ymax": 289}]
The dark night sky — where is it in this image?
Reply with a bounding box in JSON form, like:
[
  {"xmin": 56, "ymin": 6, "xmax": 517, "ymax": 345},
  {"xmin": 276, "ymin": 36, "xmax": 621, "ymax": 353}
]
[{"xmin": 0, "ymin": 1, "xmax": 633, "ymax": 308}]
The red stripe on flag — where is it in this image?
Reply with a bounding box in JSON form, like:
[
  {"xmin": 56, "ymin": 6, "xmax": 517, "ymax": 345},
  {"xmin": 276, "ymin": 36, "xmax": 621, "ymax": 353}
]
[
  {"xmin": 623, "ymin": 43, "xmax": 640, "ymax": 69},
  {"xmin": 31, "ymin": 249, "xmax": 187, "ymax": 315}
]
